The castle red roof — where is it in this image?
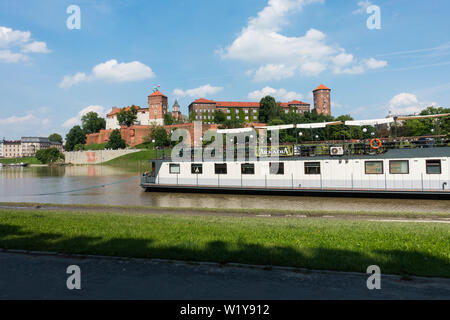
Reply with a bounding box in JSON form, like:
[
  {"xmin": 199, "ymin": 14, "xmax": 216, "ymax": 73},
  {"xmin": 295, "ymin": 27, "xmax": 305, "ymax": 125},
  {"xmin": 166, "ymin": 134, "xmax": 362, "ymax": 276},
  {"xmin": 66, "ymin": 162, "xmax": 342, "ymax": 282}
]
[
  {"xmin": 313, "ymin": 84, "xmax": 330, "ymax": 91},
  {"xmin": 193, "ymin": 98, "xmax": 215, "ymax": 103},
  {"xmin": 216, "ymin": 101, "xmax": 260, "ymax": 108},
  {"xmin": 107, "ymin": 106, "xmax": 142, "ymax": 117},
  {"xmin": 192, "ymin": 99, "xmax": 310, "ymax": 108},
  {"xmin": 149, "ymin": 90, "xmax": 167, "ymax": 98}
]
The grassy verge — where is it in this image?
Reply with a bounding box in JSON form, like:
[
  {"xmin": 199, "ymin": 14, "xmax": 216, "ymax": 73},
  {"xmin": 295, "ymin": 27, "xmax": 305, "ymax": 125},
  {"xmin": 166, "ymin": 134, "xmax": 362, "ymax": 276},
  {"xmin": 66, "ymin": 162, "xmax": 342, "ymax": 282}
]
[
  {"xmin": 102, "ymin": 149, "xmax": 172, "ymax": 170},
  {"xmin": 0, "ymin": 202, "xmax": 450, "ymax": 219},
  {"xmin": 0, "ymin": 208, "xmax": 449, "ymax": 277},
  {"xmin": 83, "ymin": 143, "xmax": 108, "ymax": 151},
  {"xmin": 0, "ymin": 157, "xmax": 42, "ymax": 165}
]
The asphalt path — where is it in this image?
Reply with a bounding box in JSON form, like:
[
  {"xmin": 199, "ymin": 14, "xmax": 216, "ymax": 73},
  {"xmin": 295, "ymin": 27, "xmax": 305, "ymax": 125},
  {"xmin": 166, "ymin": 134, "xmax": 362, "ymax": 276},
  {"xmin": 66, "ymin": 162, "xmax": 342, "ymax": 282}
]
[{"xmin": 0, "ymin": 252, "xmax": 449, "ymax": 300}]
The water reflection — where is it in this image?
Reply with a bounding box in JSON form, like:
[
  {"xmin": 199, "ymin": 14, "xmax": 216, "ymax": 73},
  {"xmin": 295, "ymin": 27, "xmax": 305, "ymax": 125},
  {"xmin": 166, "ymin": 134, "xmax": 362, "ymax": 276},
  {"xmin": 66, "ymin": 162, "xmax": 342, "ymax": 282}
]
[{"xmin": 0, "ymin": 166, "xmax": 449, "ymax": 213}]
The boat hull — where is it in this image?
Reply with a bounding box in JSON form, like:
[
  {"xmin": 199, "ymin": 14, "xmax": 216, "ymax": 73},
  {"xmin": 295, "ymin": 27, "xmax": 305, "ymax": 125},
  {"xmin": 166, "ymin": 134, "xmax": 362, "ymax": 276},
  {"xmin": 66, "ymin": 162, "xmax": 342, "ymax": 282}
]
[{"xmin": 141, "ymin": 183, "xmax": 450, "ymax": 200}]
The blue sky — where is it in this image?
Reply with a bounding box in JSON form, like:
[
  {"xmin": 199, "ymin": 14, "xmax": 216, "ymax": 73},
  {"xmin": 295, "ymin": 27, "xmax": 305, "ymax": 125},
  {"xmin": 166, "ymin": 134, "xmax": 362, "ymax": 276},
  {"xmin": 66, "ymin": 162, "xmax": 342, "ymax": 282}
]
[{"xmin": 0, "ymin": 0, "xmax": 449, "ymax": 139}]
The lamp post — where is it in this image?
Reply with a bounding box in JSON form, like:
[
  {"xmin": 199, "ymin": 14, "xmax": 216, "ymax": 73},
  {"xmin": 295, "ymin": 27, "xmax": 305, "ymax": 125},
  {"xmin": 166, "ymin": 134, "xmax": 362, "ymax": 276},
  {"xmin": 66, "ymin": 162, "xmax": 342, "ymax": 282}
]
[
  {"xmin": 297, "ymin": 131, "xmax": 303, "ymax": 145},
  {"xmin": 152, "ymin": 140, "xmax": 156, "ymax": 159}
]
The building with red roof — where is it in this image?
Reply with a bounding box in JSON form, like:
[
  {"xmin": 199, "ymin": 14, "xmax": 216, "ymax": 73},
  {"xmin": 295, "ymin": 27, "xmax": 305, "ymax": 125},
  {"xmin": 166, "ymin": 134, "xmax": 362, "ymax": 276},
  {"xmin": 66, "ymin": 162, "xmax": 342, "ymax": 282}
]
[
  {"xmin": 189, "ymin": 98, "xmax": 311, "ymax": 123},
  {"xmin": 313, "ymin": 84, "xmax": 331, "ymax": 116}
]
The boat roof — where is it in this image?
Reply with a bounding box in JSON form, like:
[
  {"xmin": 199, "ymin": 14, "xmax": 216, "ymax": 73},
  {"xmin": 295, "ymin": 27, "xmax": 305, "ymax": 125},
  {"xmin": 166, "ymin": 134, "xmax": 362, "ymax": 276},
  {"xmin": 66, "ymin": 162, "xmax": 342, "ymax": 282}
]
[{"xmin": 151, "ymin": 147, "xmax": 450, "ymax": 163}]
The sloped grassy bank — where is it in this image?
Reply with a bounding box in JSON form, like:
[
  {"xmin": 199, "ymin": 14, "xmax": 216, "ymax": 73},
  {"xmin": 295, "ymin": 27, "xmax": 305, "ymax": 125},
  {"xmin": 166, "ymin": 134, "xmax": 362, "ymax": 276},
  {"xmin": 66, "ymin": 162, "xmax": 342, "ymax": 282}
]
[{"xmin": 0, "ymin": 208, "xmax": 448, "ymax": 278}]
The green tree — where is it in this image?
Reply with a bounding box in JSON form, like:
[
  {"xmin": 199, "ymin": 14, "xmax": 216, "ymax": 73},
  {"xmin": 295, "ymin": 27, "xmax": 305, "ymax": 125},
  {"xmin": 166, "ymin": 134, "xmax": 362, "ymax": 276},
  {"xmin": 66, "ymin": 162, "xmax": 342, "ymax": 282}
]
[
  {"xmin": 117, "ymin": 105, "xmax": 138, "ymax": 127},
  {"xmin": 219, "ymin": 118, "xmax": 245, "ymax": 129},
  {"xmin": 259, "ymin": 96, "xmax": 282, "ymax": 123},
  {"xmin": 36, "ymin": 148, "xmax": 65, "ymax": 164},
  {"xmin": 150, "ymin": 126, "xmax": 170, "ymax": 148},
  {"xmin": 266, "ymin": 119, "xmax": 294, "ymax": 143},
  {"xmin": 213, "ymin": 110, "xmax": 226, "ymax": 124},
  {"xmin": 404, "ymin": 119, "xmax": 429, "ymax": 137},
  {"xmin": 48, "ymin": 133, "xmax": 63, "ymax": 144},
  {"xmin": 65, "ymin": 125, "xmax": 86, "ymax": 151},
  {"xmin": 164, "ymin": 113, "xmax": 174, "ymax": 126},
  {"xmin": 402, "ymin": 106, "xmax": 450, "ymax": 136},
  {"xmin": 74, "ymin": 144, "xmax": 85, "ymax": 151},
  {"xmin": 106, "ymin": 130, "xmax": 126, "ymax": 150},
  {"xmin": 81, "ymin": 112, "xmax": 106, "ymax": 134}
]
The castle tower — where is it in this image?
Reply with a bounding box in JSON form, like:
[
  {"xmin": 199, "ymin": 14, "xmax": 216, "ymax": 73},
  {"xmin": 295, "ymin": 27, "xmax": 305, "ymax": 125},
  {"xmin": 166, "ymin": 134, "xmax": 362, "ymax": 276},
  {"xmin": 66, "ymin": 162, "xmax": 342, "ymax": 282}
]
[
  {"xmin": 313, "ymin": 84, "xmax": 331, "ymax": 116},
  {"xmin": 172, "ymin": 99, "xmax": 182, "ymax": 121},
  {"xmin": 148, "ymin": 90, "xmax": 168, "ymax": 126}
]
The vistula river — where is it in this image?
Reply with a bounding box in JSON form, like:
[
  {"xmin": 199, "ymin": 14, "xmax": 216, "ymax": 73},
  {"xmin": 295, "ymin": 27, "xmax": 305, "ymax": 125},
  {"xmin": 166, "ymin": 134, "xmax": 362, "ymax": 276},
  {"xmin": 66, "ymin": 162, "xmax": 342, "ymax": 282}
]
[{"xmin": 0, "ymin": 166, "xmax": 449, "ymax": 213}]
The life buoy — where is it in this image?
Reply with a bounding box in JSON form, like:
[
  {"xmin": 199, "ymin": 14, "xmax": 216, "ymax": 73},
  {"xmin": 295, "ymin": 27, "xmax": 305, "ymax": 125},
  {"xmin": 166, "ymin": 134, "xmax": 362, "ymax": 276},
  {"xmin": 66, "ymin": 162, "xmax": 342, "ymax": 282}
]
[{"xmin": 370, "ymin": 138, "xmax": 382, "ymax": 149}]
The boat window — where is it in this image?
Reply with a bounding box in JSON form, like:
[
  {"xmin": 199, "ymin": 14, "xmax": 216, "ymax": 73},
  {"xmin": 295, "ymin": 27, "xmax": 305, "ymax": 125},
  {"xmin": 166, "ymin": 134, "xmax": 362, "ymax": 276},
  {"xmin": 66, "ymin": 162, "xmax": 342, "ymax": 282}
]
[
  {"xmin": 269, "ymin": 162, "xmax": 284, "ymax": 175},
  {"xmin": 365, "ymin": 161, "xmax": 383, "ymax": 174},
  {"xmin": 241, "ymin": 163, "xmax": 255, "ymax": 175},
  {"xmin": 191, "ymin": 164, "xmax": 203, "ymax": 174},
  {"xmin": 215, "ymin": 163, "xmax": 227, "ymax": 175},
  {"xmin": 305, "ymin": 162, "xmax": 321, "ymax": 175},
  {"xmin": 426, "ymin": 160, "xmax": 441, "ymax": 174},
  {"xmin": 169, "ymin": 164, "xmax": 180, "ymax": 174},
  {"xmin": 389, "ymin": 160, "xmax": 409, "ymax": 174}
]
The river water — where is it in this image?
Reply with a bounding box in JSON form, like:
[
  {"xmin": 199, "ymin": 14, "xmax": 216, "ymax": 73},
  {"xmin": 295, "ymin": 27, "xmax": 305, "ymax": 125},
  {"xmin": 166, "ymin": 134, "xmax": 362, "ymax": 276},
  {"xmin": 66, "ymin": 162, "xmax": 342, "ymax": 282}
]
[{"xmin": 0, "ymin": 166, "xmax": 449, "ymax": 213}]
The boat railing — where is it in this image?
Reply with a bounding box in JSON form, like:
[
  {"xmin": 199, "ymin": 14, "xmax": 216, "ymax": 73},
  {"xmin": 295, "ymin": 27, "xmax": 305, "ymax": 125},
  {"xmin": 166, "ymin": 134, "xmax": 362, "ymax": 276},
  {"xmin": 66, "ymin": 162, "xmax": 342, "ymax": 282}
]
[{"xmin": 149, "ymin": 135, "xmax": 450, "ymax": 161}]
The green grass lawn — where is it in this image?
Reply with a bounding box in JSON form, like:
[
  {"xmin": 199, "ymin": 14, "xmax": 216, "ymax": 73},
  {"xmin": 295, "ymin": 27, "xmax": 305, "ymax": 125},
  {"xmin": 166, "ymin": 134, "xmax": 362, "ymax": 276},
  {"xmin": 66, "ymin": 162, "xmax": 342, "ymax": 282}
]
[
  {"xmin": 102, "ymin": 148, "xmax": 172, "ymax": 170},
  {"xmin": 84, "ymin": 142, "xmax": 108, "ymax": 150},
  {"xmin": 0, "ymin": 209, "xmax": 448, "ymax": 278},
  {"xmin": 0, "ymin": 157, "xmax": 42, "ymax": 165}
]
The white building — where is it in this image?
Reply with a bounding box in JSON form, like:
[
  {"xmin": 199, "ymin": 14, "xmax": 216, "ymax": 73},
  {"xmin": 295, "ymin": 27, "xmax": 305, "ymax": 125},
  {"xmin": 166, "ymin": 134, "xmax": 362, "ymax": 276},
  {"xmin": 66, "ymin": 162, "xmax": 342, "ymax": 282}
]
[
  {"xmin": 2, "ymin": 140, "xmax": 22, "ymax": 158},
  {"xmin": 106, "ymin": 106, "xmax": 151, "ymax": 130},
  {"xmin": 21, "ymin": 137, "xmax": 63, "ymax": 157},
  {"xmin": 0, "ymin": 140, "xmax": 3, "ymax": 158}
]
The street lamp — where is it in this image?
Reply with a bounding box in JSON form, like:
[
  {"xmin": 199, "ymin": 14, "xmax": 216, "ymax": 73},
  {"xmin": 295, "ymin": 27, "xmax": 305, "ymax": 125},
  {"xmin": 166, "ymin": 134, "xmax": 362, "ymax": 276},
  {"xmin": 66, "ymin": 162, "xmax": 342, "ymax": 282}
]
[{"xmin": 297, "ymin": 131, "xmax": 303, "ymax": 145}]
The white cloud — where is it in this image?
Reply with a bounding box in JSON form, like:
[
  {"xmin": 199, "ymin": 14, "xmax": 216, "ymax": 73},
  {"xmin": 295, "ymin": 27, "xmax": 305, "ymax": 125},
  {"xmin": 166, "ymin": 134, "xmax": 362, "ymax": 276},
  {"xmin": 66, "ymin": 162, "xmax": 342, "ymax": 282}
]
[
  {"xmin": 365, "ymin": 57, "xmax": 387, "ymax": 69},
  {"xmin": 0, "ymin": 26, "xmax": 49, "ymax": 63},
  {"xmin": 352, "ymin": 0, "xmax": 372, "ymax": 15},
  {"xmin": 0, "ymin": 50, "xmax": 28, "ymax": 63},
  {"xmin": 219, "ymin": 0, "xmax": 386, "ymax": 81},
  {"xmin": 59, "ymin": 72, "xmax": 88, "ymax": 89},
  {"xmin": 22, "ymin": 41, "xmax": 51, "ymax": 53},
  {"xmin": 248, "ymin": 87, "xmax": 304, "ymax": 101},
  {"xmin": 63, "ymin": 105, "xmax": 106, "ymax": 128},
  {"xmin": 253, "ymin": 64, "xmax": 297, "ymax": 82},
  {"xmin": 0, "ymin": 26, "xmax": 30, "ymax": 47},
  {"xmin": 173, "ymin": 84, "xmax": 223, "ymax": 98},
  {"xmin": 59, "ymin": 60, "xmax": 155, "ymax": 88},
  {"xmin": 331, "ymin": 101, "xmax": 343, "ymax": 109},
  {"xmin": 333, "ymin": 57, "xmax": 387, "ymax": 75},
  {"xmin": 0, "ymin": 114, "xmax": 36, "ymax": 125},
  {"xmin": 388, "ymin": 93, "xmax": 441, "ymax": 115}
]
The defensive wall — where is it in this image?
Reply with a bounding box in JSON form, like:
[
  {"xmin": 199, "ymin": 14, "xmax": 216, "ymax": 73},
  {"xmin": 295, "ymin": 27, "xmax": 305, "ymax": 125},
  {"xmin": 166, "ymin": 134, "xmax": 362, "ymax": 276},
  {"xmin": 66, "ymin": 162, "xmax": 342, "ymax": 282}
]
[{"xmin": 64, "ymin": 149, "xmax": 140, "ymax": 165}]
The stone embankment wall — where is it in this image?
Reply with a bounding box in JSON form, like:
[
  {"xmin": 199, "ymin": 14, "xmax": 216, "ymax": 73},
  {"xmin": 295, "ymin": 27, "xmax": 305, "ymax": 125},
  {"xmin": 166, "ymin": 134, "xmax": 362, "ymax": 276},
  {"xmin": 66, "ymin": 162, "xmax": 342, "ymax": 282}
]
[{"xmin": 64, "ymin": 150, "xmax": 140, "ymax": 165}]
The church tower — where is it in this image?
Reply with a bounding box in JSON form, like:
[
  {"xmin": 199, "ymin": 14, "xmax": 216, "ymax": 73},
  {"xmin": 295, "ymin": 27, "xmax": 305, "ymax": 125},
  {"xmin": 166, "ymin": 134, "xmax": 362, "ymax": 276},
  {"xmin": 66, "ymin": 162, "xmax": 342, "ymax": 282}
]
[
  {"xmin": 313, "ymin": 84, "xmax": 331, "ymax": 116},
  {"xmin": 172, "ymin": 99, "xmax": 182, "ymax": 121},
  {"xmin": 148, "ymin": 89, "xmax": 168, "ymax": 126}
]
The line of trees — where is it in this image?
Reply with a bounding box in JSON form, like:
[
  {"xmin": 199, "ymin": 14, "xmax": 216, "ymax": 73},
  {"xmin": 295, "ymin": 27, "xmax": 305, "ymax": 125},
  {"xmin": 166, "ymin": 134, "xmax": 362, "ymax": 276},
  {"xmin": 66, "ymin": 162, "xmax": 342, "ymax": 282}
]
[
  {"xmin": 65, "ymin": 111, "xmax": 106, "ymax": 151},
  {"xmin": 215, "ymin": 95, "xmax": 449, "ymax": 142}
]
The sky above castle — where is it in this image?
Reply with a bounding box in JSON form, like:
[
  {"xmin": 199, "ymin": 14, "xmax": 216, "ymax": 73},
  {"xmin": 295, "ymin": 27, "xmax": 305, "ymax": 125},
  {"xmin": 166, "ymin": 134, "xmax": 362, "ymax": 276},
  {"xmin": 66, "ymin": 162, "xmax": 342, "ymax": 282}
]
[{"xmin": 0, "ymin": 0, "xmax": 449, "ymax": 139}]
